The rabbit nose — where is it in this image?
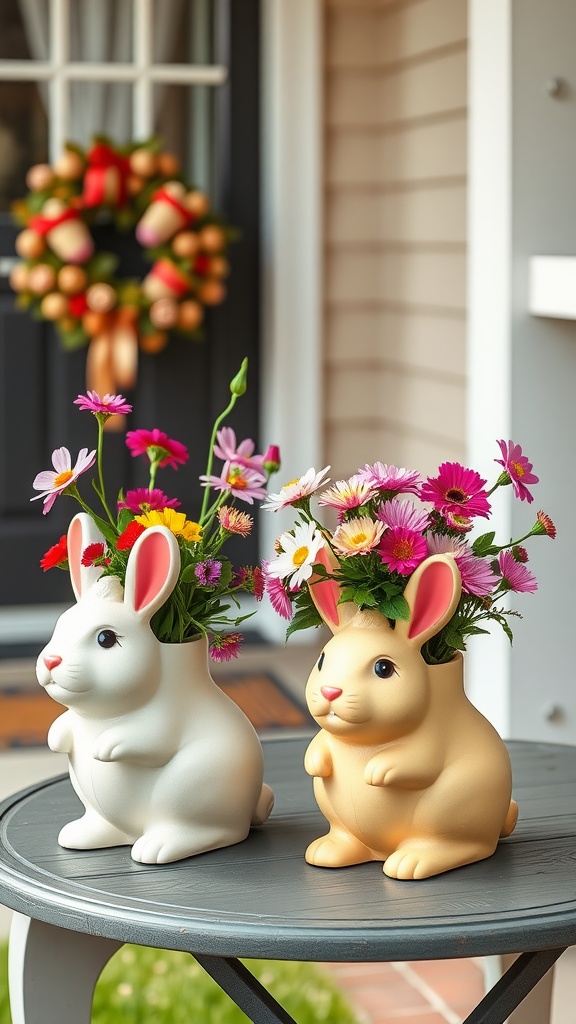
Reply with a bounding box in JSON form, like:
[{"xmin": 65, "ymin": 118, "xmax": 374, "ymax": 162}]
[
  {"xmin": 321, "ymin": 686, "xmax": 342, "ymax": 702},
  {"xmin": 43, "ymin": 654, "xmax": 62, "ymax": 670}
]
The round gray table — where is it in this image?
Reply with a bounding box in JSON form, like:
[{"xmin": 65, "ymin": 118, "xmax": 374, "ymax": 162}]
[{"xmin": 0, "ymin": 736, "xmax": 575, "ymax": 1023}]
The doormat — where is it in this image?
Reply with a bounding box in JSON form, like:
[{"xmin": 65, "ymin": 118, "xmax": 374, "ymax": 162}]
[{"xmin": 0, "ymin": 673, "xmax": 312, "ymax": 750}]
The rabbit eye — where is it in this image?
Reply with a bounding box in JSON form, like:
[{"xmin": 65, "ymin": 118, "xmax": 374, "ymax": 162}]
[
  {"xmin": 97, "ymin": 629, "xmax": 120, "ymax": 649},
  {"xmin": 374, "ymin": 658, "xmax": 395, "ymax": 679},
  {"xmin": 317, "ymin": 652, "xmax": 325, "ymax": 671}
]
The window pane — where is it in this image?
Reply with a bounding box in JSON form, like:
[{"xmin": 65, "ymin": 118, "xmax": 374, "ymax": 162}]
[
  {"xmin": 68, "ymin": 82, "xmax": 133, "ymax": 149},
  {"xmin": 69, "ymin": 0, "xmax": 133, "ymax": 62},
  {"xmin": 152, "ymin": 0, "xmax": 214, "ymax": 64},
  {"xmin": 0, "ymin": 0, "xmax": 50, "ymax": 60},
  {"xmin": 0, "ymin": 82, "xmax": 48, "ymax": 210},
  {"xmin": 153, "ymin": 84, "xmax": 216, "ymax": 195}
]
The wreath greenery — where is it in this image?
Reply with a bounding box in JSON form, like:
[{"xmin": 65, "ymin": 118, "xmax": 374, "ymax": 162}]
[{"xmin": 10, "ymin": 136, "xmax": 235, "ymax": 393}]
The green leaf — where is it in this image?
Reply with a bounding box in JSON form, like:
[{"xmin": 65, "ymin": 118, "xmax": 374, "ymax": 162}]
[
  {"xmin": 378, "ymin": 593, "xmax": 410, "ymax": 621},
  {"xmin": 286, "ymin": 604, "xmax": 323, "ymax": 641},
  {"xmin": 471, "ymin": 532, "xmax": 495, "ymax": 556}
]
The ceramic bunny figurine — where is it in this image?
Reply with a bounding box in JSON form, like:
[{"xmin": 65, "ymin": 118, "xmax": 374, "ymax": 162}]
[
  {"xmin": 304, "ymin": 552, "xmax": 518, "ymax": 879},
  {"xmin": 36, "ymin": 513, "xmax": 274, "ymax": 864}
]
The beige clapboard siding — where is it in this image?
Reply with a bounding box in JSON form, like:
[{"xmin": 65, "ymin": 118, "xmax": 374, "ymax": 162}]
[
  {"xmin": 323, "ymin": 0, "xmax": 468, "ymax": 479},
  {"xmin": 326, "ymin": 116, "xmax": 467, "ymax": 187}
]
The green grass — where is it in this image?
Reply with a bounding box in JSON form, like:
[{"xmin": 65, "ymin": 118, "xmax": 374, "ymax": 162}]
[{"xmin": 0, "ymin": 941, "xmax": 359, "ymax": 1023}]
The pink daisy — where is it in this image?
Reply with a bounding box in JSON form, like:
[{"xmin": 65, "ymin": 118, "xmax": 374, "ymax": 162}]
[
  {"xmin": 209, "ymin": 632, "xmax": 244, "ymax": 662},
  {"xmin": 74, "ymin": 391, "xmax": 132, "ymax": 417},
  {"xmin": 263, "ymin": 562, "xmax": 294, "ymax": 620},
  {"xmin": 379, "ymin": 527, "xmax": 428, "ymax": 575},
  {"xmin": 495, "ymin": 440, "xmax": 539, "ymax": 503},
  {"xmin": 358, "ymin": 462, "xmax": 422, "ymax": 496},
  {"xmin": 318, "ymin": 474, "xmax": 375, "ymax": 512},
  {"xmin": 217, "ymin": 505, "xmax": 253, "ymax": 537},
  {"xmin": 31, "ymin": 446, "xmax": 96, "ymax": 515},
  {"xmin": 213, "ymin": 427, "xmax": 265, "ymax": 471},
  {"xmin": 498, "ymin": 550, "xmax": 538, "ymax": 593},
  {"xmin": 427, "ymin": 535, "xmax": 499, "ymax": 597},
  {"xmin": 200, "ymin": 463, "xmax": 267, "ymax": 504},
  {"xmin": 125, "ymin": 428, "xmax": 189, "ymax": 469},
  {"xmin": 377, "ymin": 498, "xmax": 429, "ymax": 533},
  {"xmin": 118, "ymin": 488, "xmax": 181, "ymax": 513},
  {"xmin": 420, "ymin": 462, "xmax": 491, "ymax": 519}
]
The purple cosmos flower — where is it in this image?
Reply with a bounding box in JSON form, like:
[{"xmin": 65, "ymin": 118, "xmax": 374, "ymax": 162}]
[
  {"xmin": 31, "ymin": 446, "xmax": 96, "ymax": 515},
  {"xmin": 495, "ymin": 440, "xmax": 539, "ymax": 503},
  {"xmin": 74, "ymin": 391, "xmax": 132, "ymax": 417},
  {"xmin": 118, "ymin": 488, "xmax": 181, "ymax": 513},
  {"xmin": 126, "ymin": 428, "xmax": 189, "ymax": 469},
  {"xmin": 377, "ymin": 498, "xmax": 429, "ymax": 533},
  {"xmin": 420, "ymin": 462, "xmax": 491, "ymax": 520},
  {"xmin": 358, "ymin": 462, "xmax": 422, "ymax": 497},
  {"xmin": 213, "ymin": 427, "xmax": 265, "ymax": 471},
  {"xmin": 498, "ymin": 550, "xmax": 538, "ymax": 593},
  {"xmin": 194, "ymin": 560, "xmax": 222, "ymax": 586},
  {"xmin": 200, "ymin": 462, "xmax": 267, "ymax": 504},
  {"xmin": 379, "ymin": 527, "xmax": 428, "ymax": 575},
  {"xmin": 427, "ymin": 535, "xmax": 499, "ymax": 597}
]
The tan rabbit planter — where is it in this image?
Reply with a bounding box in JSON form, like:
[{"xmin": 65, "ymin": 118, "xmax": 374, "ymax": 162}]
[
  {"xmin": 36, "ymin": 513, "xmax": 274, "ymax": 864},
  {"xmin": 304, "ymin": 554, "xmax": 518, "ymax": 880}
]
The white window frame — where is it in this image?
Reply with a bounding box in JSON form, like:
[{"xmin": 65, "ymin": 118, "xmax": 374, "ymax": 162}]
[{"xmin": 0, "ymin": 0, "xmax": 228, "ymax": 160}]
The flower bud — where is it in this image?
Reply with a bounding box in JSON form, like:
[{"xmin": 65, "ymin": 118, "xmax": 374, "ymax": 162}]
[
  {"xmin": 230, "ymin": 357, "xmax": 248, "ymax": 396},
  {"xmin": 263, "ymin": 444, "xmax": 281, "ymax": 474}
]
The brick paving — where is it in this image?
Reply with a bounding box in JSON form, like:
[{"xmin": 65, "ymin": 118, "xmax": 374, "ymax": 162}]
[{"xmin": 323, "ymin": 957, "xmax": 485, "ymax": 1024}]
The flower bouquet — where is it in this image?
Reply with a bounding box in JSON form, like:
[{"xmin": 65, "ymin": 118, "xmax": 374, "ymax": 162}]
[
  {"xmin": 33, "ymin": 358, "xmax": 280, "ymax": 661},
  {"xmin": 262, "ymin": 443, "xmax": 556, "ymax": 664}
]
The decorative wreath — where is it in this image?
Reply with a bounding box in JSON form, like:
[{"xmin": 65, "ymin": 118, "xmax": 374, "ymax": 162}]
[{"xmin": 10, "ymin": 136, "xmax": 234, "ymax": 397}]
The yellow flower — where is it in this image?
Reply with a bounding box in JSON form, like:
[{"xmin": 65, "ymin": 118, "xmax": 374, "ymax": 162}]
[{"xmin": 136, "ymin": 508, "xmax": 203, "ymax": 542}]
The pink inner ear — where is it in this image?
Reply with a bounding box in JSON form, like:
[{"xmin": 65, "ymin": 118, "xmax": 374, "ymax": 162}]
[
  {"xmin": 134, "ymin": 532, "xmax": 171, "ymax": 613},
  {"xmin": 68, "ymin": 518, "xmax": 84, "ymax": 597},
  {"xmin": 312, "ymin": 546, "xmax": 341, "ymax": 628},
  {"xmin": 408, "ymin": 561, "xmax": 454, "ymax": 640}
]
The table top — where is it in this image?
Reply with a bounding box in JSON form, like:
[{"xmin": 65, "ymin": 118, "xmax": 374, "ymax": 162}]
[{"xmin": 0, "ymin": 736, "xmax": 575, "ymax": 963}]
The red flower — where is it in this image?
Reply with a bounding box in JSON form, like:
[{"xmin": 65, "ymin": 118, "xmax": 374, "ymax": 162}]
[
  {"xmin": 117, "ymin": 521, "xmax": 146, "ymax": 550},
  {"xmin": 81, "ymin": 542, "xmax": 110, "ymax": 567},
  {"xmin": 40, "ymin": 535, "xmax": 68, "ymax": 571}
]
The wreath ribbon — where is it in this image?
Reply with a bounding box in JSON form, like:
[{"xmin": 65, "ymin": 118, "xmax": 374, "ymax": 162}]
[
  {"xmin": 152, "ymin": 186, "xmax": 194, "ymax": 227},
  {"xmin": 86, "ymin": 315, "xmax": 138, "ymax": 428},
  {"xmin": 83, "ymin": 143, "xmax": 131, "ymax": 208},
  {"xmin": 29, "ymin": 207, "xmax": 80, "ymax": 236}
]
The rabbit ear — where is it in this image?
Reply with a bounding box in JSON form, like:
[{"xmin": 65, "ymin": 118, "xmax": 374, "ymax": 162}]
[
  {"xmin": 398, "ymin": 554, "xmax": 462, "ymax": 648},
  {"xmin": 308, "ymin": 545, "xmax": 357, "ymax": 634},
  {"xmin": 67, "ymin": 513, "xmax": 107, "ymax": 601},
  {"xmin": 123, "ymin": 526, "xmax": 180, "ymax": 621}
]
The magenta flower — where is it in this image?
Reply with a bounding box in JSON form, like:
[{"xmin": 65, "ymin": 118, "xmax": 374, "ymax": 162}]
[
  {"xmin": 379, "ymin": 527, "xmax": 428, "ymax": 575},
  {"xmin": 420, "ymin": 462, "xmax": 491, "ymax": 519},
  {"xmin": 209, "ymin": 632, "xmax": 244, "ymax": 662},
  {"xmin": 74, "ymin": 391, "xmax": 132, "ymax": 417},
  {"xmin": 213, "ymin": 427, "xmax": 265, "ymax": 471},
  {"xmin": 358, "ymin": 462, "xmax": 422, "ymax": 497},
  {"xmin": 377, "ymin": 498, "xmax": 429, "ymax": 533},
  {"xmin": 263, "ymin": 562, "xmax": 294, "ymax": 620},
  {"xmin": 31, "ymin": 446, "xmax": 96, "ymax": 514},
  {"xmin": 200, "ymin": 462, "xmax": 267, "ymax": 504},
  {"xmin": 194, "ymin": 560, "xmax": 222, "ymax": 585},
  {"xmin": 126, "ymin": 428, "xmax": 189, "ymax": 469},
  {"xmin": 427, "ymin": 535, "xmax": 499, "ymax": 597},
  {"xmin": 495, "ymin": 440, "xmax": 539, "ymax": 503},
  {"xmin": 498, "ymin": 550, "xmax": 538, "ymax": 593},
  {"xmin": 118, "ymin": 488, "xmax": 181, "ymax": 513}
]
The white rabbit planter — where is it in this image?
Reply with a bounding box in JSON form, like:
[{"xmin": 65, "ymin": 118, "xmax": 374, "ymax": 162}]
[
  {"xmin": 304, "ymin": 553, "xmax": 518, "ymax": 880},
  {"xmin": 36, "ymin": 513, "xmax": 274, "ymax": 864}
]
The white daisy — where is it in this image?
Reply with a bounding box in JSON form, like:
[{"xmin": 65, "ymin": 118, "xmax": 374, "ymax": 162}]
[
  {"xmin": 261, "ymin": 466, "xmax": 331, "ymax": 511},
  {"xmin": 266, "ymin": 520, "xmax": 326, "ymax": 588}
]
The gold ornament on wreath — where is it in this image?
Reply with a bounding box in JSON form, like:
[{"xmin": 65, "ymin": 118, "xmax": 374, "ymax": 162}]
[{"xmin": 11, "ymin": 137, "xmax": 234, "ymax": 415}]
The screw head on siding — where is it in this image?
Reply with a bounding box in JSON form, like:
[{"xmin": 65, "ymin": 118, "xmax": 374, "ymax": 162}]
[{"xmin": 545, "ymin": 77, "xmax": 567, "ymax": 98}]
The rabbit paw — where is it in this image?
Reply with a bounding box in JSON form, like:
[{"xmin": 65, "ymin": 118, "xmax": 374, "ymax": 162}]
[
  {"xmin": 92, "ymin": 729, "xmax": 129, "ymax": 762},
  {"xmin": 364, "ymin": 756, "xmax": 398, "ymax": 787},
  {"xmin": 304, "ymin": 739, "xmax": 332, "ymax": 778},
  {"xmin": 384, "ymin": 840, "xmax": 493, "ymax": 880},
  {"xmin": 47, "ymin": 712, "xmax": 73, "ymax": 753},
  {"xmin": 305, "ymin": 831, "xmax": 371, "ymax": 867},
  {"xmin": 131, "ymin": 823, "xmax": 243, "ymax": 864},
  {"xmin": 58, "ymin": 812, "xmax": 132, "ymax": 850}
]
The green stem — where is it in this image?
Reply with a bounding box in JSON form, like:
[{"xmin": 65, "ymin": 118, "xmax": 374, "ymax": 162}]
[
  {"xmin": 94, "ymin": 418, "xmax": 116, "ymax": 527},
  {"xmin": 199, "ymin": 393, "xmax": 238, "ymax": 523}
]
